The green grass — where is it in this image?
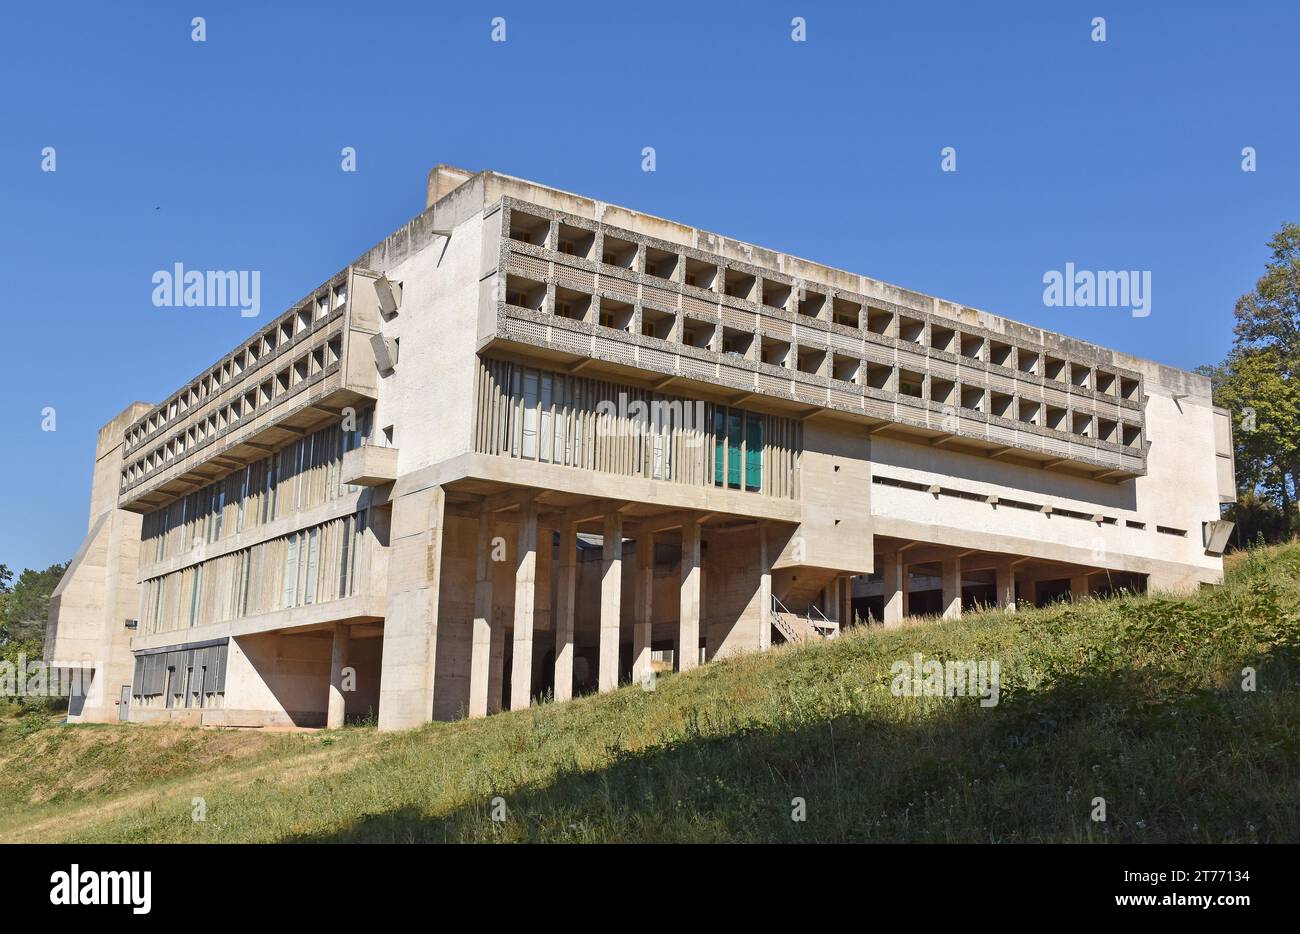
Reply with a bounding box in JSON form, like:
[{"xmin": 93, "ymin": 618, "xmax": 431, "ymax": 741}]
[{"xmin": 2, "ymin": 543, "xmax": 1298, "ymax": 843}]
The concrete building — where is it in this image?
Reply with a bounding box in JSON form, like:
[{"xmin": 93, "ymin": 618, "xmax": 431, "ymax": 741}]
[{"xmin": 46, "ymin": 164, "xmax": 1236, "ymax": 729}]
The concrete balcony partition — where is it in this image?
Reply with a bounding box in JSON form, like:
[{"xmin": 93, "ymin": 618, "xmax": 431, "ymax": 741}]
[
  {"xmin": 489, "ymin": 302, "xmax": 1145, "ymax": 478},
  {"xmin": 118, "ymin": 269, "xmax": 383, "ymax": 513},
  {"xmin": 478, "ymin": 199, "xmax": 1148, "ymax": 482}
]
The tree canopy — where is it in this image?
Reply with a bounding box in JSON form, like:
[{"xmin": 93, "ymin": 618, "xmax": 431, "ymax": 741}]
[
  {"xmin": 0, "ymin": 562, "xmax": 68, "ymax": 648},
  {"xmin": 1205, "ymin": 223, "xmax": 1300, "ymax": 541}
]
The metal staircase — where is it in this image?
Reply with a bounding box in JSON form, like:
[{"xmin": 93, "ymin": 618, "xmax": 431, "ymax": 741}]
[{"xmin": 770, "ymin": 595, "xmax": 839, "ymax": 644}]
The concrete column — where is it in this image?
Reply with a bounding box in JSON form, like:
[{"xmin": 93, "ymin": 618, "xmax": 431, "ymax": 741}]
[
  {"xmin": 488, "ymin": 615, "xmax": 505, "ymax": 714},
  {"xmin": 327, "ymin": 621, "xmax": 349, "ymax": 729},
  {"xmin": 468, "ymin": 505, "xmax": 494, "ymax": 718},
  {"xmin": 679, "ymin": 518, "xmax": 701, "ymax": 672},
  {"xmin": 941, "ymin": 557, "xmax": 962, "ymax": 620},
  {"xmin": 1018, "ymin": 570, "xmax": 1039, "ymax": 610},
  {"xmin": 826, "ymin": 575, "xmax": 841, "ymax": 622},
  {"xmin": 1070, "ymin": 573, "xmax": 1091, "ymax": 601},
  {"xmin": 995, "ymin": 559, "xmax": 1016, "ymax": 613},
  {"xmin": 554, "ymin": 521, "xmax": 576, "ymax": 703},
  {"xmin": 758, "ymin": 524, "xmax": 772, "ymax": 651},
  {"xmin": 510, "ymin": 500, "xmax": 539, "ymax": 710},
  {"xmin": 599, "ymin": 511, "xmax": 623, "ymax": 692},
  {"xmin": 632, "ymin": 533, "xmax": 654, "ymax": 685},
  {"xmin": 882, "ymin": 551, "xmax": 905, "ymax": 627},
  {"xmin": 377, "ymin": 485, "xmax": 444, "ymax": 731}
]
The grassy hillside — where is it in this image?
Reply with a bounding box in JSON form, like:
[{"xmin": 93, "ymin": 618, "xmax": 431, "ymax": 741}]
[{"xmin": 2, "ymin": 544, "xmax": 1298, "ymax": 843}]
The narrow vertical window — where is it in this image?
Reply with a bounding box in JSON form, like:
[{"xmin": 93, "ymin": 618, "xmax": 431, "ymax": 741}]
[
  {"xmin": 188, "ymin": 565, "xmax": 203, "ymax": 627},
  {"xmin": 652, "ymin": 402, "xmax": 665, "ymax": 481},
  {"xmin": 554, "ymin": 377, "xmax": 568, "ymax": 464},
  {"xmin": 713, "ymin": 408, "xmax": 725, "ymax": 487},
  {"xmin": 509, "ymin": 366, "xmax": 522, "ymax": 457},
  {"xmin": 745, "ymin": 414, "xmax": 764, "ymax": 492},
  {"xmin": 156, "ymin": 505, "xmax": 168, "ymax": 560},
  {"xmin": 726, "ymin": 410, "xmax": 743, "ymax": 489},
  {"xmin": 283, "ymin": 533, "xmax": 299, "ymax": 608},
  {"xmin": 240, "ymin": 550, "xmax": 252, "ymax": 617},
  {"xmin": 539, "ymin": 371, "xmax": 553, "ymax": 463},
  {"xmin": 521, "ymin": 369, "xmax": 539, "ymax": 459},
  {"xmin": 338, "ymin": 514, "xmax": 354, "ymax": 598},
  {"xmin": 350, "ymin": 510, "xmax": 367, "ymax": 596},
  {"xmin": 304, "ymin": 527, "xmax": 320, "ymax": 605},
  {"xmin": 264, "ymin": 455, "xmax": 278, "ymax": 523},
  {"xmin": 213, "ymin": 487, "xmax": 225, "ymax": 541}
]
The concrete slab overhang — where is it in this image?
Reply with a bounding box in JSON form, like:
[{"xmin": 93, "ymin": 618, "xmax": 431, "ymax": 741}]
[
  {"xmin": 118, "ymin": 384, "xmax": 375, "ymax": 514},
  {"xmin": 341, "ymin": 444, "xmax": 400, "ymax": 487},
  {"xmin": 128, "ymin": 595, "xmax": 387, "ymax": 652},
  {"xmin": 482, "ymin": 318, "xmax": 1145, "ymax": 484},
  {"xmin": 439, "ymin": 475, "xmax": 798, "ymax": 538}
]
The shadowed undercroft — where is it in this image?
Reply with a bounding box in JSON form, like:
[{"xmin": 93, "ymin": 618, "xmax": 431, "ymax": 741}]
[{"xmin": 2, "ymin": 544, "xmax": 1298, "ymax": 844}]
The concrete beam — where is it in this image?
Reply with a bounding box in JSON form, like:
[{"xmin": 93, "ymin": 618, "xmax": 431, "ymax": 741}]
[
  {"xmin": 632, "ymin": 508, "xmax": 703, "ymax": 534},
  {"xmin": 539, "ymin": 497, "xmax": 623, "ymax": 528},
  {"xmin": 484, "ymin": 487, "xmax": 541, "ymax": 514}
]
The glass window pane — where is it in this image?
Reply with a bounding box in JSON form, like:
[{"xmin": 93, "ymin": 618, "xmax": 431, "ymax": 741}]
[
  {"xmin": 521, "ymin": 369, "xmax": 539, "ymax": 459},
  {"xmin": 745, "ymin": 414, "xmax": 763, "ymax": 491},
  {"xmin": 283, "ymin": 534, "xmax": 299, "ymax": 607},
  {"xmin": 727, "ymin": 411, "xmax": 742, "ymax": 489},
  {"xmin": 339, "ymin": 515, "xmax": 353, "ymax": 598},
  {"xmin": 304, "ymin": 528, "xmax": 320, "ymax": 605},
  {"xmin": 713, "ymin": 408, "xmax": 725, "ymax": 486}
]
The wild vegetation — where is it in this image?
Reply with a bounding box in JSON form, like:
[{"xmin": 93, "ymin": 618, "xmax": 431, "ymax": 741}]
[{"xmin": 0, "ymin": 543, "xmax": 1296, "ymax": 843}]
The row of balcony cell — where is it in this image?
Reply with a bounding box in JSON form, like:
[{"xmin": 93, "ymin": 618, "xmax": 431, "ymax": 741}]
[
  {"xmin": 503, "ymin": 277, "xmax": 1142, "ymax": 448},
  {"xmin": 120, "ymin": 335, "xmax": 344, "ymax": 491},
  {"xmin": 506, "ymin": 210, "xmax": 1142, "ymax": 403},
  {"xmin": 125, "ymin": 281, "xmax": 348, "ymax": 454},
  {"xmin": 496, "ymin": 309, "xmax": 1147, "ymax": 473}
]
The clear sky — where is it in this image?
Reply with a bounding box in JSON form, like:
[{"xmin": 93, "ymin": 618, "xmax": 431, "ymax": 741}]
[{"xmin": 1, "ymin": 1, "xmax": 1296, "ymax": 573}]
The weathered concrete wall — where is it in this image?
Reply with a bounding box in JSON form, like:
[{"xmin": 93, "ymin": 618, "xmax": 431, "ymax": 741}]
[
  {"xmin": 225, "ymin": 630, "xmax": 333, "ymax": 727},
  {"xmin": 779, "ymin": 418, "xmax": 874, "ymax": 575},
  {"xmin": 702, "ymin": 527, "xmax": 764, "ymax": 661},
  {"xmin": 47, "ymin": 401, "xmax": 152, "ymax": 723},
  {"xmin": 49, "ymin": 165, "xmax": 1230, "ymax": 737},
  {"xmin": 870, "ymin": 378, "xmax": 1223, "ymax": 585},
  {"xmin": 368, "ymin": 208, "xmax": 485, "ymax": 476}
]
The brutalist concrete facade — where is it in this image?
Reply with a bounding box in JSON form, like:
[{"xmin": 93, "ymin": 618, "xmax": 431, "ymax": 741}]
[{"xmin": 46, "ymin": 165, "xmax": 1236, "ymax": 729}]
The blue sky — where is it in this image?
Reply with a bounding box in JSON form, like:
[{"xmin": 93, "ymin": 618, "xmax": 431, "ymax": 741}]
[{"xmin": 1, "ymin": 1, "xmax": 1296, "ymax": 572}]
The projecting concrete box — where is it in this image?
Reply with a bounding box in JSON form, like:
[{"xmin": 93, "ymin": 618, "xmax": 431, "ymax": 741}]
[{"xmin": 341, "ymin": 445, "xmax": 399, "ymax": 486}]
